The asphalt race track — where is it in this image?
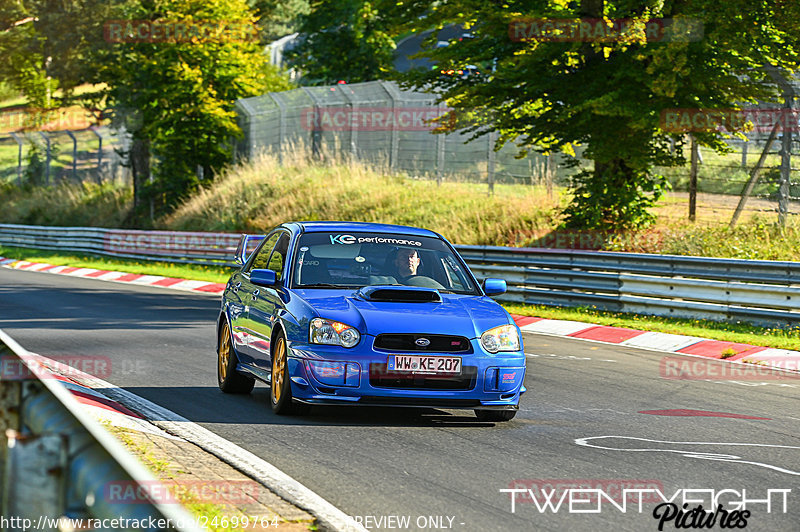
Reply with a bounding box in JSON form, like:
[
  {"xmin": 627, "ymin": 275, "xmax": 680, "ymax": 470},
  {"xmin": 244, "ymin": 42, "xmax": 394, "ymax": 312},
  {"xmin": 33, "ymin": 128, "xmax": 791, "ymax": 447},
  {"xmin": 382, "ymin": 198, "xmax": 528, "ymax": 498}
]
[{"xmin": 1, "ymin": 268, "xmax": 798, "ymax": 531}]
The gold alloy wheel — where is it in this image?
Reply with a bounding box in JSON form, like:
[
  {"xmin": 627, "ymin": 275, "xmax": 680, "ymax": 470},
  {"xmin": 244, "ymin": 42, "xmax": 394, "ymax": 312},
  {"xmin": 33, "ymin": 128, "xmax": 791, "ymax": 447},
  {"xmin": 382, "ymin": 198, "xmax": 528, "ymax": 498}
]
[
  {"xmin": 219, "ymin": 322, "xmax": 231, "ymax": 381},
  {"xmin": 272, "ymin": 336, "xmax": 286, "ymax": 403}
]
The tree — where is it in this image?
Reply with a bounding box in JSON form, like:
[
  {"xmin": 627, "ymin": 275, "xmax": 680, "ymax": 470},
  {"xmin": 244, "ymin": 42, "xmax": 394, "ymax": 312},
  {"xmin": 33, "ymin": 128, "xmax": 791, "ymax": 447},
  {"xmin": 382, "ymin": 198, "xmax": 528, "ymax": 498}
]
[
  {"xmin": 0, "ymin": 0, "xmax": 115, "ymax": 111},
  {"xmin": 249, "ymin": 0, "xmax": 310, "ymax": 43},
  {"xmin": 389, "ymin": 0, "xmax": 800, "ymax": 231},
  {"xmin": 98, "ymin": 0, "xmax": 292, "ymax": 219},
  {"xmin": 287, "ymin": 0, "xmax": 396, "ymax": 84}
]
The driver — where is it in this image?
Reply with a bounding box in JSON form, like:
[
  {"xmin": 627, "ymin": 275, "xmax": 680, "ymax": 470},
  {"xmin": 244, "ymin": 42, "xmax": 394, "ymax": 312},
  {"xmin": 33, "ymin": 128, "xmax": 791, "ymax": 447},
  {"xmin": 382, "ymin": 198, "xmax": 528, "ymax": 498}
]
[{"xmin": 393, "ymin": 248, "xmax": 421, "ymax": 284}]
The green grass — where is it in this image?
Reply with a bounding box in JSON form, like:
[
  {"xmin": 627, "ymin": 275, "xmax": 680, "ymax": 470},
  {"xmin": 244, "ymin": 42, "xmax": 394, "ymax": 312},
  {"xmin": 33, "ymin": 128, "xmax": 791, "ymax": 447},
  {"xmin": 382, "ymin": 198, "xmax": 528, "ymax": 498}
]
[
  {"xmin": 0, "ymin": 245, "xmax": 231, "ymax": 283},
  {"xmin": 505, "ymin": 303, "xmax": 800, "ymax": 351}
]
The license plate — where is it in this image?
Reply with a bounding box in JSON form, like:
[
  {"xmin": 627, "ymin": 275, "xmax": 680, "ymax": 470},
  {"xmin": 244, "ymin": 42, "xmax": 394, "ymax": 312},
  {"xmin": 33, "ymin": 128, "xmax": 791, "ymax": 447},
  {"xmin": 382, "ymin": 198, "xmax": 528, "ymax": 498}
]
[{"xmin": 390, "ymin": 355, "xmax": 461, "ymax": 374}]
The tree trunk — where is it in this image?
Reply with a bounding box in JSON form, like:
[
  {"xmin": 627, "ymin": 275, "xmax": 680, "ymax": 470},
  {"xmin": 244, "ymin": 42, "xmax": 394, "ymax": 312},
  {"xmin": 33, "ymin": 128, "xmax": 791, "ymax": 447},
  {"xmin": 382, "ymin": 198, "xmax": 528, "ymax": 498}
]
[{"xmin": 130, "ymin": 137, "xmax": 150, "ymax": 224}]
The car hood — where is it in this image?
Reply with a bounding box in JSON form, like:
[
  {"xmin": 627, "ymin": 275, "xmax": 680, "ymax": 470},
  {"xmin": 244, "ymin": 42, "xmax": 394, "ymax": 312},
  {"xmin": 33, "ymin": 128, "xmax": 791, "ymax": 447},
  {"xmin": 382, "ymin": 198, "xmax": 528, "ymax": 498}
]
[{"xmin": 293, "ymin": 289, "xmax": 510, "ymax": 338}]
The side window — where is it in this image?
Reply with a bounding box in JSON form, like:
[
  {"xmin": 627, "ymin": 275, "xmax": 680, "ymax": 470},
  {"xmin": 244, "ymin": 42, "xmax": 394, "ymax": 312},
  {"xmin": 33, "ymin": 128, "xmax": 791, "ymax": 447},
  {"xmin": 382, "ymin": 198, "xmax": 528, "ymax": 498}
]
[
  {"xmin": 267, "ymin": 233, "xmax": 290, "ymax": 281},
  {"xmin": 247, "ymin": 233, "xmax": 280, "ymax": 272}
]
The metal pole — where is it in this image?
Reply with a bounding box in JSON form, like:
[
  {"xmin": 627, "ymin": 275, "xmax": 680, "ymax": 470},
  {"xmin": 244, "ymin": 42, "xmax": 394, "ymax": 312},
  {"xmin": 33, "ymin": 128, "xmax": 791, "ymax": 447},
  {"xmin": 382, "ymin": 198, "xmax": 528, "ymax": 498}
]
[
  {"xmin": 65, "ymin": 130, "xmax": 77, "ymax": 181},
  {"xmin": 487, "ymin": 130, "xmax": 497, "ymax": 196},
  {"xmin": 10, "ymin": 132, "xmax": 23, "ymax": 185},
  {"xmin": 729, "ymin": 121, "xmax": 781, "ymax": 228},
  {"xmin": 689, "ymin": 135, "xmax": 698, "ymax": 221},
  {"xmin": 741, "ymin": 140, "xmax": 748, "ymax": 168},
  {"xmin": 38, "ymin": 131, "xmax": 51, "ymax": 185},
  {"xmin": 779, "ymin": 110, "xmax": 792, "ymax": 227},
  {"xmin": 91, "ymin": 127, "xmax": 103, "ymax": 183},
  {"xmin": 436, "ymin": 104, "xmax": 445, "ymax": 185},
  {"xmin": 268, "ymin": 93, "xmax": 285, "ymax": 164}
]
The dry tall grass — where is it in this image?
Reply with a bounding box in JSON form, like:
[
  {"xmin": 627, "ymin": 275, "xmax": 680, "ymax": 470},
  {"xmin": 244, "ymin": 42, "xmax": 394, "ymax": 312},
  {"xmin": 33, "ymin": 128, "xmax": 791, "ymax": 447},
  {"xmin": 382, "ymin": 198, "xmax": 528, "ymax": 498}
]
[
  {"xmin": 162, "ymin": 150, "xmax": 563, "ymax": 245},
  {"xmin": 0, "ymin": 180, "xmax": 132, "ymax": 227}
]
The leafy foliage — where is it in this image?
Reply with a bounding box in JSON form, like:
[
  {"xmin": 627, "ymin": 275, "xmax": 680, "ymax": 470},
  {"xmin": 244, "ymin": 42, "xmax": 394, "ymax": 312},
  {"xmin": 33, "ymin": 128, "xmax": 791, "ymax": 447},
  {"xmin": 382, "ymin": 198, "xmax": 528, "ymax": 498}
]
[
  {"xmin": 387, "ymin": 0, "xmax": 800, "ymax": 230},
  {"xmin": 98, "ymin": 0, "xmax": 292, "ymax": 216},
  {"xmin": 249, "ymin": 0, "xmax": 310, "ymax": 42},
  {"xmin": 287, "ymin": 0, "xmax": 396, "ymax": 84}
]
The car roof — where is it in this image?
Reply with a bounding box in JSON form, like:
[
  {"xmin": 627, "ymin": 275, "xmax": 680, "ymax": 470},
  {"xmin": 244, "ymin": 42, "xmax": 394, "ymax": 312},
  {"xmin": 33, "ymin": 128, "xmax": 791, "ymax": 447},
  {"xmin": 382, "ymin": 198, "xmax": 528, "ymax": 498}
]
[{"xmin": 291, "ymin": 221, "xmax": 441, "ymax": 239}]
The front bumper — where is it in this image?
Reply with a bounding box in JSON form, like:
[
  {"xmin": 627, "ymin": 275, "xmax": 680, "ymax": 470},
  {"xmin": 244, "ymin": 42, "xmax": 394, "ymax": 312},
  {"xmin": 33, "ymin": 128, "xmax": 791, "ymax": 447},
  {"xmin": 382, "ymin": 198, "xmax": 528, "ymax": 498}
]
[{"xmin": 284, "ymin": 337, "xmax": 526, "ymax": 409}]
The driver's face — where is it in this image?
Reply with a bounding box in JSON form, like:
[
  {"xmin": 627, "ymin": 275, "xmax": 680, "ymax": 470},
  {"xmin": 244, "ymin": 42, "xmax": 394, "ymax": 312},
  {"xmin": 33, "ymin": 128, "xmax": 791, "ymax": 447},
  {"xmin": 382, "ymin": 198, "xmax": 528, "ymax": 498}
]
[{"xmin": 394, "ymin": 249, "xmax": 420, "ymax": 276}]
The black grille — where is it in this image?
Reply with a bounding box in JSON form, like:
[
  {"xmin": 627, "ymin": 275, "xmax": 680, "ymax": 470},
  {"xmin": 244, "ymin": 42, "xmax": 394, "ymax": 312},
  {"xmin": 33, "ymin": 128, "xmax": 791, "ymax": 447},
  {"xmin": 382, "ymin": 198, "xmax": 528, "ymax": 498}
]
[
  {"xmin": 369, "ymin": 363, "xmax": 476, "ymax": 390},
  {"xmin": 373, "ymin": 334, "xmax": 472, "ymax": 353},
  {"xmin": 359, "ymin": 396, "xmax": 480, "ymax": 407}
]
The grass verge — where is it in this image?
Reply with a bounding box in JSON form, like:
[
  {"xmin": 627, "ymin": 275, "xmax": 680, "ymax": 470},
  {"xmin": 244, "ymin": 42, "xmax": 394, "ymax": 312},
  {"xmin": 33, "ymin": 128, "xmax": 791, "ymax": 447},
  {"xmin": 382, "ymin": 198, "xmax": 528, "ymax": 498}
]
[
  {"xmin": 105, "ymin": 426, "xmax": 312, "ymax": 531},
  {"xmin": 3, "ymin": 244, "xmax": 797, "ymax": 351}
]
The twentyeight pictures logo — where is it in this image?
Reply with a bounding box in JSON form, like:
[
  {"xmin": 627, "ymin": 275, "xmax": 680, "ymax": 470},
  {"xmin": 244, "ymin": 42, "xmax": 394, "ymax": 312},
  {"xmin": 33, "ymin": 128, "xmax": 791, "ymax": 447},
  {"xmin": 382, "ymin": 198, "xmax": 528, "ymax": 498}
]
[{"xmin": 501, "ymin": 483, "xmax": 791, "ymax": 530}]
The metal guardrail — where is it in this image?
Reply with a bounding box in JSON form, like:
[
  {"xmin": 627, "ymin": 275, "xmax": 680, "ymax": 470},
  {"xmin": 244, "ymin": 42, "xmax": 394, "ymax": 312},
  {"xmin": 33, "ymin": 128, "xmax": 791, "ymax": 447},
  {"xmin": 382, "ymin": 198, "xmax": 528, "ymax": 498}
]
[
  {"xmin": 0, "ymin": 224, "xmax": 239, "ymax": 267},
  {"xmin": 457, "ymin": 246, "xmax": 800, "ymax": 325},
  {"xmin": 0, "ymin": 330, "xmax": 202, "ymax": 531},
  {"xmin": 1, "ymin": 223, "xmax": 799, "ymax": 325}
]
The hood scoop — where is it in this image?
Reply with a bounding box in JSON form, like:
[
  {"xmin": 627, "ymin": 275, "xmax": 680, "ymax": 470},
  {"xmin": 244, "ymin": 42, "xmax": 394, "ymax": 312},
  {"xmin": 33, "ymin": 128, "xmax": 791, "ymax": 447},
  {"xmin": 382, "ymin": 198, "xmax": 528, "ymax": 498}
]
[{"xmin": 356, "ymin": 285, "xmax": 442, "ymax": 303}]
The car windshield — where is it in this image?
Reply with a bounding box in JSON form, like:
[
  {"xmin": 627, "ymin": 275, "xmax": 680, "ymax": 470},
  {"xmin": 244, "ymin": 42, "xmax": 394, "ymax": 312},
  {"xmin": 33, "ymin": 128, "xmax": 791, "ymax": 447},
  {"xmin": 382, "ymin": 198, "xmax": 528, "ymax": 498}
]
[{"xmin": 291, "ymin": 231, "xmax": 480, "ymax": 294}]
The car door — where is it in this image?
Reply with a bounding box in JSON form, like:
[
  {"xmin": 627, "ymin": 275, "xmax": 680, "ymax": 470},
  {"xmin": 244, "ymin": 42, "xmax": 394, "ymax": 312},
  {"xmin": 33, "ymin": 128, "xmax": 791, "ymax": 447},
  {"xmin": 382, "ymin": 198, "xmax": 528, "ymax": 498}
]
[
  {"xmin": 234, "ymin": 232, "xmax": 281, "ymax": 364},
  {"xmin": 249, "ymin": 231, "xmax": 291, "ymax": 369}
]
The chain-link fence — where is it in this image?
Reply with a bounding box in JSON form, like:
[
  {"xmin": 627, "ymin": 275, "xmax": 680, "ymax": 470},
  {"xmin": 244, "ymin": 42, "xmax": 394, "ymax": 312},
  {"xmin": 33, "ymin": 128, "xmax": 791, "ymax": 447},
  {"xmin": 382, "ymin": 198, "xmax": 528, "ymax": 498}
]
[
  {"xmin": 234, "ymin": 80, "xmax": 581, "ymax": 191},
  {"xmin": 235, "ymin": 81, "xmax": 800, "ymax": 225},
  {"xmin": 0, "ymin": 127, "xmax": 130, "ymax": 187},
  {"xmin": 654, "ymin": 136, "xmax": 800, "ymax": 224}
]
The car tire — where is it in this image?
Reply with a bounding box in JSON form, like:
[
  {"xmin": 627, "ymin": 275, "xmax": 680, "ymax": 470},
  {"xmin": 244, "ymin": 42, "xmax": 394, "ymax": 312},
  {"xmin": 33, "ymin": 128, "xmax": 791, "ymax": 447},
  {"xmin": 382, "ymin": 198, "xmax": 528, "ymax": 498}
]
[
  {"xmin": 474, "ymin": 409, "xmax": 517, "ymax": 422},
  {"xmin": 218, "ymin": 320, "xmax": 255, "ymax": 394},
  {"xmin": 270, "ymin": 330, "xmax": 310, "ymax": 415}
]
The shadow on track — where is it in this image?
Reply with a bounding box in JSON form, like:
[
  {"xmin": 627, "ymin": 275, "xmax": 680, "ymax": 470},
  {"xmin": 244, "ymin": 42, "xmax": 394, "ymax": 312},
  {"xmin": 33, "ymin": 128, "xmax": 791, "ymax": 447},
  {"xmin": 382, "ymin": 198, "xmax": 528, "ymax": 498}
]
[{"xmin": 104, "ymin": 385, "xmax": 503, "ymax": 428}]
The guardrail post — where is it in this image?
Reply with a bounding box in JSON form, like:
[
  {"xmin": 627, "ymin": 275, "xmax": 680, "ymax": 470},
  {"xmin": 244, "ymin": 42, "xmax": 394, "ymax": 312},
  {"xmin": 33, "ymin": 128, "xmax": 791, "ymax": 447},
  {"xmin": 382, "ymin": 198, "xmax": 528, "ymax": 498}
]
[
  {"xmin": 0, "ymin": 375, "xmax": 22, "ymax": 497},
  {"xmin": 4, "ymin": 428, "xmax": 66, "ymax": 531}
]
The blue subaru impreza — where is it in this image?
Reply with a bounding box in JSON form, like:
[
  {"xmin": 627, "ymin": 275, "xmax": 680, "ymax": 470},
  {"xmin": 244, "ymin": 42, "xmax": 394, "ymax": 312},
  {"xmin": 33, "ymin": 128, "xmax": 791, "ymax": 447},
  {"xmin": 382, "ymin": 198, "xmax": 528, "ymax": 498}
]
[{"xmin": 216, "ymin": 221, "xmax": 525, "ymax": 421}]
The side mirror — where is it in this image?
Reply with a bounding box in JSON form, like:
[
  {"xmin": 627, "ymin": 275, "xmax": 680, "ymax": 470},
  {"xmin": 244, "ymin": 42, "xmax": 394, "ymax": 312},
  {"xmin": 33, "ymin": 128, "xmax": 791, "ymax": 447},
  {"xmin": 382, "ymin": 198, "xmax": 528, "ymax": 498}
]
[
  {"xmin": 251, "ymin": 269, "xmax": 277, "ymax": 287},
  {"xmin": 483, "ymin": 278, "xmax": 507, "ymax": 296}
]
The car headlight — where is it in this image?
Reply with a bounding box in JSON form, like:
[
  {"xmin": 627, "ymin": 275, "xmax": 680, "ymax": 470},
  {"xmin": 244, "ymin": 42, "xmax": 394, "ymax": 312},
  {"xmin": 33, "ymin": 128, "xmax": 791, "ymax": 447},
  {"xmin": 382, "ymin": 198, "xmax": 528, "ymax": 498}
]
[
  {"xmin": 309, "ymin": 318, "xmax": 361, "ymax": 348},
  {"xmin": 480, "ymin": 324, "xmax": 520, "ymax": 354}
]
